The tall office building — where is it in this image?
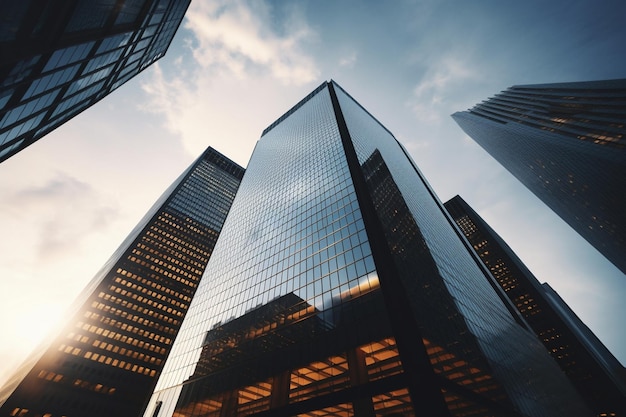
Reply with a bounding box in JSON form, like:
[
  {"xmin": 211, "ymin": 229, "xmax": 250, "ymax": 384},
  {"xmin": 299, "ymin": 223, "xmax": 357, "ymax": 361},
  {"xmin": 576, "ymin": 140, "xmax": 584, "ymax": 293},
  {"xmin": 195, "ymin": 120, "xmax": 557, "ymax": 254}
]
[
  {"xmin": 0, "ymin": 0, "xmax": 190, "ymax": 162},
  {"xmin": 451, "ymin": 79, "xmax": 626, "ymax": 274},
  {"xmin": 0, "ymin": 148, "xmax": 244, "ymax": 417},
  {"xmin": 445, "ymin": 195, "xmax": 626, "ymax": 416},
  {"xmin": 144, "ymin": 81, "xmax": 589, "ymax": 417}
]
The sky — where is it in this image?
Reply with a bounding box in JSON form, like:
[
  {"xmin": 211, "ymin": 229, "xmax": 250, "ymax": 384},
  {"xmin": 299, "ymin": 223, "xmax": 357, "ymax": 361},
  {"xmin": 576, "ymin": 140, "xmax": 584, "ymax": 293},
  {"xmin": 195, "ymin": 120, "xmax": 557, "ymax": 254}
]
[{"xmin": 0, "ymin": 0, "xmax": 625, "ymax": 386}]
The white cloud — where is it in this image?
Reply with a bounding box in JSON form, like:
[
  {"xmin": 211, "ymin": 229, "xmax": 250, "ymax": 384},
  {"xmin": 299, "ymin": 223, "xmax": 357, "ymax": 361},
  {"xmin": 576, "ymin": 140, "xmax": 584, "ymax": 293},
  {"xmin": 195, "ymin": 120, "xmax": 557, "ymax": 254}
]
[
  {"xmin": 140, "ymin": 1, "xmax": 320, "ymax": 160},
  {"xmin": 409, "ymin": 56, "xmax": 477, "ymax": 123},
  {"xmin": 339, "ymin": 51, "xmax": 357, "ymax": 68},
  {"xmin": 0, "ymin": 173, "xmax": 119, "ymax": 262},
  {"xmin": 0, "ymin": 170, "xmax": 123, "ymax": 386},
  {"xmin": 185, "ymin": 1, "xmax": 318, "ymax": 82}
]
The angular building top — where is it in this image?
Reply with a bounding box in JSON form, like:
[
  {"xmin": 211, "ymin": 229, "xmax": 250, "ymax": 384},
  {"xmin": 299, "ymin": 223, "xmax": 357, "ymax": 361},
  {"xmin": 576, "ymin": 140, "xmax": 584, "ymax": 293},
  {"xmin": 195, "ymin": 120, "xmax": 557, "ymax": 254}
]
[
  {"xmin": 445, "ymin": 194, "xmax": 626, "ymax": 416},
  {"xmin": 144, "ymin": 81, "xmax": 589, "ymax": 417},
  {"xmin": 0, "ymin": 0, "xmax": 190, "ymax": 162},
  {"xmin": 0, "ymin": 147, "xmax": 244, "ymax": 417},
  {"xmin": 452, "ymin": 79, "xmax": 626, "ymax": 274}
]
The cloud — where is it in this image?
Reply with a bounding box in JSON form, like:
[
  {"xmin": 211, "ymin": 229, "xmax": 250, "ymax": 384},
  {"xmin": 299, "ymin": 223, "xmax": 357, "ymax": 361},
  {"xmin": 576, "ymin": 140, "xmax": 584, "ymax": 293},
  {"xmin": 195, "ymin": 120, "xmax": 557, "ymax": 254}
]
[
  {"xmin": 409, "ymin": 56, "xmax": 477, "ymax": 123},
  {"xmin": 185, "ymin": 1, "xmax": 318, "ymax": 83},
  {"xmin": 339, "ymin": 51, "xmax": 357, "ymax": 68},
  {"xmin": 0, "ymin": 173, "xmax": 119, "ymax": 262},
  {"xmin": 140, "ymin": 1, "xmax": 320, "ymax": 160}
]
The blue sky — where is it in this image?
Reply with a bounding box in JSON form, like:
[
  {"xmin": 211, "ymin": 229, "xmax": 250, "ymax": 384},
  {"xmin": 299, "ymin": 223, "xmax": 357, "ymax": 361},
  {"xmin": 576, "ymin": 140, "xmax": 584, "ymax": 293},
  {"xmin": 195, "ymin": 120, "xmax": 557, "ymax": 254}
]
[{"xmin": 0, "ymin": 0, "xmax": 624, "ymax": 385}]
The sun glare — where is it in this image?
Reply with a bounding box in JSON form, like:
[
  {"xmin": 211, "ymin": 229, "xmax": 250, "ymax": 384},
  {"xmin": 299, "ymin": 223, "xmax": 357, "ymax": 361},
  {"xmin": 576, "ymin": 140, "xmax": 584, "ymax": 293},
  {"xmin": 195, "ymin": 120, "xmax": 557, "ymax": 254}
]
[{"xmin": 12, "ymin": 302, "xmax": 65, "ymax": 355}]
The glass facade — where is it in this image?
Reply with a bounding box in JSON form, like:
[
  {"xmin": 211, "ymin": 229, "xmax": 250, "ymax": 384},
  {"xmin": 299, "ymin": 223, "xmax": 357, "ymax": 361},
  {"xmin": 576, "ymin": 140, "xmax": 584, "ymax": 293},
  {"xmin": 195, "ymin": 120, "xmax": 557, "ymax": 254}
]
[
  {"xmin": 451, "ymin": 79, "xmax": 626, "ymax": 274},
  {"xmin": 444, "ymin": 195, "xmax": 626, "ymax": 416},
  {"xmin": 0, "ymin": 0, "xmax": 191, "ymax": 162},
  {"xmin": 0, "ymin": 148, "xmax": 244, "ymax": 417},
  {"xmin": 143, "ymin": 82, "xmax": 589, "ymax": 417}
]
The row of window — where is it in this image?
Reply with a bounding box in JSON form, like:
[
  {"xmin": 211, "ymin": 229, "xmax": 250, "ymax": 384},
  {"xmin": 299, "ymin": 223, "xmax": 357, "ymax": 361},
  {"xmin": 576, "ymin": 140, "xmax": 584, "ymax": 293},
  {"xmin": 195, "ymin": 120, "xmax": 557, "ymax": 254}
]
[
  {"xmin": 73, "ymin": 321, "xmax": 169, "ymax": 353},
  {"xmin": 97, "ymin": 290, "xmax": 183, "ymax": 320},
  {"xmin": 43, "ymin": 41, "xmax": 95, "ymax": 73},
  {"xmin": 0, "ymin": 113, "xmax": 44, "ymax": 147},
  {"xmin": 1, "ymin": 88, "xmax": 59, "ymax": 128},
  {"xmin": 126, "ymin": 251, "xmax": 197, "ymax": 287},
  {"xmin": 131, "ymin": 246, "xmax": 203, "ymax": 276},
  {"xmin": 50, "ymin": 79, "xmax": 105, "ymax": 119},
  {"xmin": 36, "ymin": 369, "xmax": 117, "ymax": 396},
  {"xmin": 115, "ymin": 274, "xmax": 190, "ymax": 305},
  {"xmin": 117, "ymin": 266, "xmax": 193, "ymax": 300},
  {"xmin": 84, "ymin": 309, "xmax": 176, "ymax": 338},
  {"xmin": 109, "ymin": 282, "xmax": 188, "ymax": 311},
  {"xmin": 58, "ymin": 338, "xmax": 161, "ymax": 372},
  {"xmin": 33, "ymin": 99, "xmax": 82, "ymax": 138},
  {"xmin": 91, "ymin": 338, "xmax": 164, "ymax": 362},
  {"xmin": 140, "ymin": 233, "xmax": 209, "ymax": 265},
  {"xmin": 83, "ymin": 349, "xmax": 156, "ymax": 377},
  {"xmin": 145, "ymin": 225, "xmax": 211, "ymax": 257},
  {"xmin": 77, "ymin": 318, "xmax": 171, "ymax": 350},
  {"xmin": 157, "ymin": 213, "xmax": 216, "ymax": 242},
  {"xmin": 137, "ymin": 240, "xmax": 205, "ymax": 270},
  {"xmin": 23, "ymin": 65, "xmax": 79, "ymax": 100},
  {"xmin": 90, "ymin": 299, "xmax": 179, "ymax": 329}
]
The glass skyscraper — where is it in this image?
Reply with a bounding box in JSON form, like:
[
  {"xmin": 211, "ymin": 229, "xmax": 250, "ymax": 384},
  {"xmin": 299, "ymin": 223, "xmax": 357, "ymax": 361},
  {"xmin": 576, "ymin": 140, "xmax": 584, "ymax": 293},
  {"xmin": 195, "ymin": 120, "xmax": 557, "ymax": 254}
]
[
  {"xmin": 0, "ymin": 147, "xmax": 244, "ymax": 417},
  {"xmin": 0, "ymin": 0, "xmax": 190, "ymax": 162},
  {"xmin": 451, "ymin": 79, "xmax": 626, "ymax": 274},
  {"xmin": 445, "ymin": 195, "xmax": 626, "ymax": 416},
  {"xmin": 143, "ymin": 81, "xmax": 589, "ymax": 417}
]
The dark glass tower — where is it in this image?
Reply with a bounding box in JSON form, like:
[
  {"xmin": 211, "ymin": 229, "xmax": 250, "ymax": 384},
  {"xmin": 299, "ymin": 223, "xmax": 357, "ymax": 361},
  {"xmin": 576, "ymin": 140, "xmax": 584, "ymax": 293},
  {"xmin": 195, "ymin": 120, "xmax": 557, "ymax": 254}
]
[
  {"xmin": 0, "ymin": 0, "xmax": 190, "ymax": 162},
  {"xmin": 144, "ymin": 81, "xmax": 588, "ymax": 417},
  {"xmin": 451, "ymin": 79, "xmax": 626, "ymax": 274},
  {"xmin": 0, "ymin": 147, "xmax": 244, "ymax": 417},
  {"xmin": 445, "ymin": 195, "xmax": 626, "ymax": 416}
]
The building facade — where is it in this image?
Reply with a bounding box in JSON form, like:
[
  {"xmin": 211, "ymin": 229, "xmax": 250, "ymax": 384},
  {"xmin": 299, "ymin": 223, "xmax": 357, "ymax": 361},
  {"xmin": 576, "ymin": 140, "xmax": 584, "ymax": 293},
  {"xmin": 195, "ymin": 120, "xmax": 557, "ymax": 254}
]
[
  {"xmin": 0, "ymin": 147, "xmax": 244, "ymax": 417},
  {"xmin": 451, "ymin": 79, "xmax": 626, "ymax": 274},
  {"xmin": 0, "ymin": 0, "xmax": 190, "ymax": 162},
  {"xmin": 143, "ymin": 81, "xmax": 589, "ymax": 417},
  {"xmin": 445, "ymin": 195, "xmax": 626, "ymax": 416}
]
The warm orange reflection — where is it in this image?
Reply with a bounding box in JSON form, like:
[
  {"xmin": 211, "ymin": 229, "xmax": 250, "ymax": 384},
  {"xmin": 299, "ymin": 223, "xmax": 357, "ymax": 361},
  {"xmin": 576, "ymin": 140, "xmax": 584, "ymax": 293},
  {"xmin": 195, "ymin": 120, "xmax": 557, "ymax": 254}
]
[
  {"xmin": 340, "ymin": 273, "xmax": 380, "ymax": 299},
  {"xmin": 360, "ymin": 338, "xmax": 403, "ymax": 381},
  {"xmin": 423, "ymin": 338, "xmax": 507, "ymax": 415},
  {"xmin": 290, "ymin": 355, "xmax": 350, "ymax": 402},
  {"xmin": 297, "ymin": 402, "xmax": 354, "ymax": 417},
  {"xmin": 238, "ymin": 379, "xmax": 272, "ymax": 416},
  {"xmin": 172, "ymin": 335, "xmax": 412, "ymax": 416},
  {"xmin": 371, "ymin": 388, "xmax": 414, "ymax": 417}
]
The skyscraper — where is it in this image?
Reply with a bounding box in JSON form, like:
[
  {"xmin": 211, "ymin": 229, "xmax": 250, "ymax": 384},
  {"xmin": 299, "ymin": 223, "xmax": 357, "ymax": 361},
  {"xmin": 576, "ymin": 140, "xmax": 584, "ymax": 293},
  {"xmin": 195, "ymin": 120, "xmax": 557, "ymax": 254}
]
[
  {"xmin": 0, "ymin": 0, "xmax": 190, "ymax": 163},
  {"xmin": 445, "ymin": 194, "xmax": 626, "ymax": 416},
  {"xmin": 144, "ymin": 81, "xmax": 589, "ymax": 417},
  {"xmin": 451, "ymin": 79, "xmax": 626, "ymax": 274},
  {"xmin": 0, "ymin": 147, "xmax": 244, "ymax": 417}
]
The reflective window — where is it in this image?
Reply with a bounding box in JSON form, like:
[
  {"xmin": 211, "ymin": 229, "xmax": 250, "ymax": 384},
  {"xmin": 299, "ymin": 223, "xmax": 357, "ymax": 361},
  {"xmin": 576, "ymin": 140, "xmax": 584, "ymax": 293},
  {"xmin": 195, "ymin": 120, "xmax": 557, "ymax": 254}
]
[{"xmin": 43, "ymin": 41, "xmax": 95, "ymax": 72}]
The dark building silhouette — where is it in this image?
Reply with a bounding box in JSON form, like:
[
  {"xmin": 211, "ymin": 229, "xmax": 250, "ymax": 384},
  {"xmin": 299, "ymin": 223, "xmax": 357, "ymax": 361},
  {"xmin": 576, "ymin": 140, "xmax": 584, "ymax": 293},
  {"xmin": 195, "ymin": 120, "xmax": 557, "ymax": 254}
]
[
  {"xmin": 451, "ymin": 79, "xmax": 626, "ymax": 274},
  {"xmin": 143, "ymin": 81, "xmax": 589, "ymax": 417},
  {"xmin": 0, "ymin": 147, "xmax": 243, "ymax": 417},
  {"xmin": 445, "ymin": 195, "xmax": 626, "ymax": 416},
  {"xmin": 0, "ymin": 0, "xmax": 190, "ymax": 162}
]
